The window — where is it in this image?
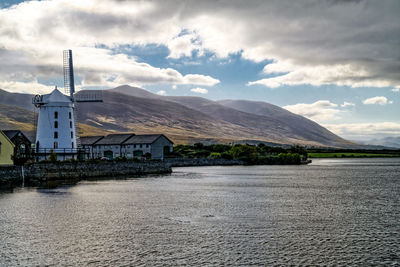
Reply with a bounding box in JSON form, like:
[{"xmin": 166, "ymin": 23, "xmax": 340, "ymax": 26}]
[
  {"xmin": 70, "ymin": 121, "xmax": 72, "ymax": 128},
  {"xmin": 134, "ymin": 144, "xmax": 137, "ymax": 148},
  {"xmin": 54, "ymin": 131, "xmax": 58, "ymax": 139},
  {"xmin": 54, "ymin": 111, "xmax": 58, "ymax": 119},
  {"xmin": 54, "ymin": 121, "xmax": 58, "ymax": 128},
  {"xmin": 140, "ymin": 144, "xmax": 142, "ymax": 148},
  {"xmin": 71, "ymin": 142, "xmax": 74, "ymax": 148},
  {"xmin": 146, "ymin": 144, "xmax": 149, "ymax": 148},
  {"xmin": 69, "ymin": 112, "xmax": 72, "ymax": 119},
  {"xmin": 54, "ymin": 142, "xmax": 58, "ymax": 149},
  {"xmin": 71, "ymin": 131, "xmax": 73, "ymax": 138},
  {"xmin": 0, "ymin": 141, "xmax": 2, "ymax": 153}
]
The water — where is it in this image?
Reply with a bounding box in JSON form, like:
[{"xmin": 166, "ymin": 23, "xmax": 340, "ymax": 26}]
[{"xmin": 0, "ymin": 158, "xmax": 399, "ymax": 265}]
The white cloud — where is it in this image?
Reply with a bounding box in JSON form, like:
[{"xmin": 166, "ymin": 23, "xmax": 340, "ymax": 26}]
[
  {"xmin": 392, "ymin": 88, "xmax": 399, "ymax": 92},
  {"xmin": 167, "ymin": 32, "xmax": 202, "ymax": 59},
  {"xmin": 283, "ymin": 100, "xmax": 342, "ymax": 122},
  {"xmin": 156, "ymin": 90, "xmax": 167, "ymax": 96},
  {"xmin": 362, "ymin": 96, "xmax": 389, "ymax": 105},
  {"xmin": 0, "ymin": 0, "xmax": 399, "ymax": 93},
  {"xmin": 249, "ymin": 62, "xmax": 393, "ymax": 88},
  {"xmin": 190, "ymin": 87, "xmax": 208, "ymax": 94},
  {"xmin": 341, "ymin": 102, "xmax": 355, "ymax": 108},
  {"xmin": 0, "ymin": 81, "xmax": 53, "ymax": 94},
  {"xmin": 0, "ymin": 0, "xmax": 219, "ymax": 94},
  {"xmin": 182, "ymin": 74, "xmax": 219, "ymax": 86},
  {"xmin": 323, "ymin": 122, "xmax": 400, "ymax": 141},
  {"xmin": 172, "ymin": 85, "xmax": 177, "ymax": 89}
]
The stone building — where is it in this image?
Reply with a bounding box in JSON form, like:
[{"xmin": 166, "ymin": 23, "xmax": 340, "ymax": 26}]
[
  {"xmin": 80, "ymin": 133, "xmax": 173, "ymax": 160},
  {"xmin": 2, "ymin": 130, "xmax": 32, "ymax": 165}
]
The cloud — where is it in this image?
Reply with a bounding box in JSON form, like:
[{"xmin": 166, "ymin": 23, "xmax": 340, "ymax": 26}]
[
  {"xmin": 283, "ymin": 100, "xmax": 342, "ymax": 122},
  {"xmin": 341, "ymin": 101, "xmax": 355, "ymax": 107},
  {"xmin": 0, "ymin": 81, "xmax": 52, "ymax": 94},
  {"xmin": 323, "ymin": 122, "xmax": 400, "ymax": 141},
  {"xmin": 0, "ymin": 0, "xmax": 219, "ymax": 93},
  {"xmin": 156, "ymin": 90, "xmax": 167, "ymax": 96},
  {"xmin": 190, "ymin": 87, "xmax": 208, "ymax": 94},
  {"xmin": 392, "ymin": 88, "xmax": 399, "ymax": 92},
  {"xmin": 182, "ymin": 74, "xmax": 219, "ymax": 86},
  {"xmin": 167, "ymin": 32, "xmax": 203, "ymax": 59},
  {"xmin": 249, "ymin": 62, "xmax": 395, "ymax": 88},
  {"xmin": 362, "ymin": 96, "xmax": 390, "ymax": 105},
  {"xmin": 0, "ymin": 0, "xmax": 399, "ymax": 94}
]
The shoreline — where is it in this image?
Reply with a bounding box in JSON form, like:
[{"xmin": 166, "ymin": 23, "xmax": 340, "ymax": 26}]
[{"xmin": 0, "ymin": 157, "xmax": 310, "ymax": 188}]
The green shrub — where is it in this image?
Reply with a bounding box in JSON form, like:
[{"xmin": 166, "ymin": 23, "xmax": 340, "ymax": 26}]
[
  {"xmin": 209, "ymin": 152, "xmax": 221, "ymax": 159},
  {"xmin": 221, "ymin": 152, "xmax": 233, "ymax": 160},
  {"xmin": 48, "ymin": 150, "xmax": 58, "ymax": 163}
]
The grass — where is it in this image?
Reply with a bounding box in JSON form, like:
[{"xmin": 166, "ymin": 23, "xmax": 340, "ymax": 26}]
[{"xmin": 308, "ymin": 152, "xmax": 400, "ymax": 158}]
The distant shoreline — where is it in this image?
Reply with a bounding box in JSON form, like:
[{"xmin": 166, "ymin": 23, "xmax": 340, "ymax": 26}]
[{"xmin": 308, "ymin": 152, "xmax": 400, "ymax": 158}]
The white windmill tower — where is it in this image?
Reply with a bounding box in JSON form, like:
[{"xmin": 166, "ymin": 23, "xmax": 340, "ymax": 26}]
[{"xmin": 32, "ymin": 50, "xmax": 102, "ymax": 161}]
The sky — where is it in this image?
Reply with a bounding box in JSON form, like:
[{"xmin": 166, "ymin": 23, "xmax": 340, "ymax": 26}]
[{"xmin": 0, "ymin": 0, "xmax": 399, "ymax": 141}]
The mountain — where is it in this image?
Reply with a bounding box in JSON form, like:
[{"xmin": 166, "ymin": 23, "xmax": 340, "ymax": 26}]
[
  {"xmin": 358, "ymin": 136, "xmax": 400, "ymax": 149},
  {"xmin": 0, "ymin": 86, "xmax": 355, "ymax": 147},
  {"xmin": 217, "ymin": 99, "xmax": 347, "ymax": 147},
  {"xmin": 111, "ymin": 85, "xmax": 161, "ymax": 99},
  {"xmin": 108, "ymin": 85, "xmax": 353, "ymax": 147}
]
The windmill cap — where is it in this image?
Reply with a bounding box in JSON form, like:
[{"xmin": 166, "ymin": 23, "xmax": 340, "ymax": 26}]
[{"xmin": 47, "ymin": 88, "xmax": 72, "ymax": 103}]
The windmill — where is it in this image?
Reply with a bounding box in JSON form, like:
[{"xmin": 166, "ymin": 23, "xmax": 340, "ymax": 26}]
[{"xmin": 32, "ymin": 50, "xmax": 102, "ymax": 161}]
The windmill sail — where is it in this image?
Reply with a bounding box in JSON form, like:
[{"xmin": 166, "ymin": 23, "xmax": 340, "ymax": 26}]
[
  {"xmin": 63, "ymin": 50, "xmax": 75, "ymax": 99},
  {"xmin": 63, "ymin": 49, "xmax": 103, "ymax": 103}
]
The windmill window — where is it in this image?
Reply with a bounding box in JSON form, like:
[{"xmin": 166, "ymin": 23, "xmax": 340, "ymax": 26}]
[
  {"xmin": 69, "ymin": 112, "xmax": 72, "ymax": 119},
  {"xmin": 54, "ymin": 132, "xmax": 58, "ymax": 139},
  {"xmin": 134, "ymin": 144, "xmax": 137, "ymax": 148},
  {"xmin": 72, "ymin": 142, "xmax": 74, "ymax": 148},
  {"xmin": 54, "ymin": 121, "xmax": 58, "ymax": 128},
  {"xmin": 140, "ymin": 144, "xmax": 142, "ymax": 148},
  {"xmin": 146, "ymin": 144, "xmax": 149, "ymax": 148},
  {"xmin": 54, "ymin": 111, "xmax": 58, "ymax": 119},
  {"xmin": 54, "ymin": 142, "xmax": 58, "ymax": 149},
  {"xmin": 70, "ymin": 121, "xmax": 72, "ymax": 128},
  {"xmin": 0, "ymin": 141, "xmax": 2, "ymax": 153},
  {"xmin": 71, "ymin": 132, "xmax": 73, "ymax": 138}
]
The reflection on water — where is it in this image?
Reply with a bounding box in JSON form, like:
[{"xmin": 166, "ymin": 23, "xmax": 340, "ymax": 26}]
[{"xmin": 0, "ymin": 158, "xmax": 399, "ymax": 265}]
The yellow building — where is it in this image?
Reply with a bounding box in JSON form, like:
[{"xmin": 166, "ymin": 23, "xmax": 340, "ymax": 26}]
[{"xmin": 0, "ymin": 131, "xmax": 15, "ymax": 165}]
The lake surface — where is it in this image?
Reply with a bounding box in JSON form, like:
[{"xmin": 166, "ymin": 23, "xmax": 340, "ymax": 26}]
[{"xmin": 1, "ymin": 158, "xmax": 399, "ymax": 265}]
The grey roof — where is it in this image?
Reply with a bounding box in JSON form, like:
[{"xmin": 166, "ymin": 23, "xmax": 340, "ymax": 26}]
[
  {"xmin": 2, "ymin": 130, "xmax": 31, "ymax": 142},
  {"xmin": 80, "ymin": 136, "xmax": 104, "ymax": 145},
  {"xmin": 2, "ymin": 130, "xmax": 19, "ymax": 140},
  {"xmin": 123, "ymin": 134, "xmax": 173, "ymax": 145},
  {"xmin": 95, "ymin": 133, "xmax": 135, "ymax": 145}
]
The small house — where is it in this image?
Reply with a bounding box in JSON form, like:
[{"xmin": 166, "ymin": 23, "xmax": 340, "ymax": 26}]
[
  {"xmin": 81, "ymin": 133, "xmax": 173, "ymax": 160},
  {"xmin": 0, "ymin": 131, "xmax": 15, "ymax": 165},
  {"xmin": 91, "ymin": 133, "xmax": 135, "ymax": 159},
  {"xmin": 80, "ymin": 136, "xmax": 104, "ymax": 158},
  {"xmin": 122, "ymin": 134, "xmax": 173, "ymax": 160},
  {"xmin": 2, "ymin": 130, "xmax": 32, "ymax": 165}
]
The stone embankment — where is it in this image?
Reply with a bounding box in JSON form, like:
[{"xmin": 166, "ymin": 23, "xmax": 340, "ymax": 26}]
[
  {"xmin": 0, "ymin": 158, "xmax": 245, "ymax": 187},
  {"xmin": 165, "ymin": 158, "xmax": 244, "ymax": 167},
  {"xmin": 0, "ymin": 161, "xmax": 171, "ymax": 187}
]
